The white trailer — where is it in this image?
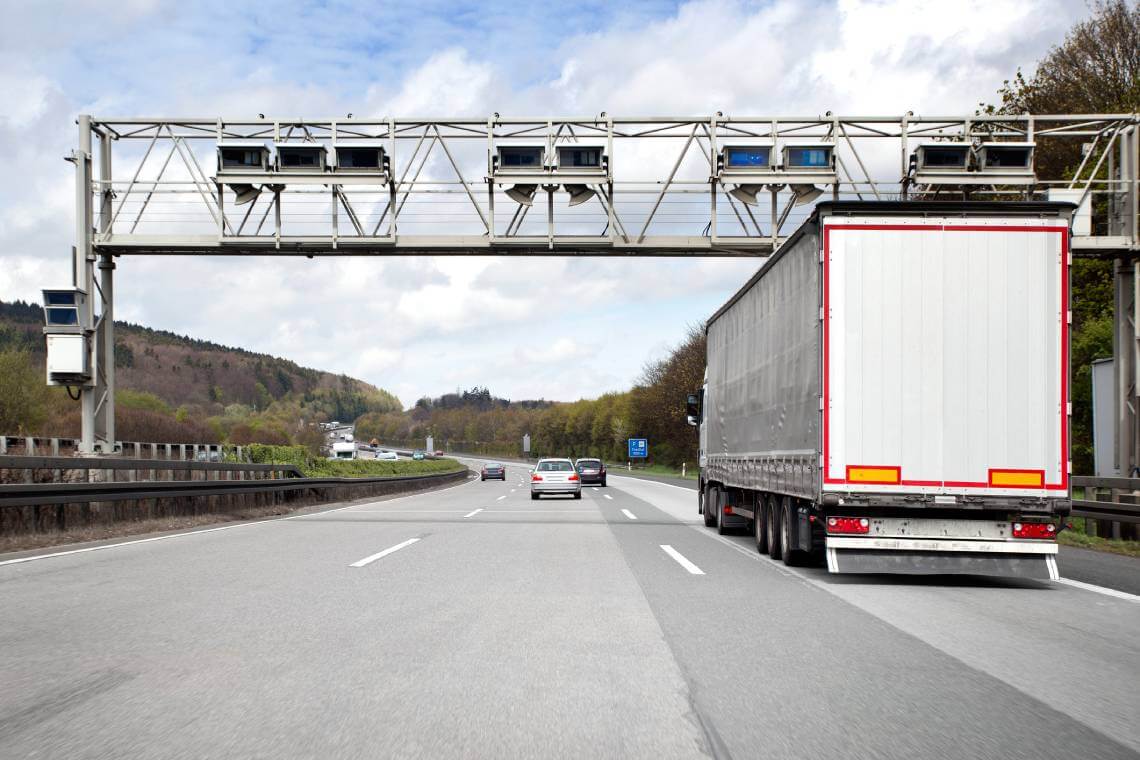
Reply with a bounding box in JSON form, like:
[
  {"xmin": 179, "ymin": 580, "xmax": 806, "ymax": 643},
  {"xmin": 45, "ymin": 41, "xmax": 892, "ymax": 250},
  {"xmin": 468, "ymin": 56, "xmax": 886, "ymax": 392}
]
[{"xmin": 692, "ymin": 201, "xmax": 1072, "ymax": 578}]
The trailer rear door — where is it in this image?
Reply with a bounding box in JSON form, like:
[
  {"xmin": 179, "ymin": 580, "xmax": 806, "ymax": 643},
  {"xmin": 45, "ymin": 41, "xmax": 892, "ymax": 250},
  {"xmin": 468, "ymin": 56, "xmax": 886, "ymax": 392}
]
[{"xmin": 822, "ymin": 215, "xmax": 1068, "ymax": 498}]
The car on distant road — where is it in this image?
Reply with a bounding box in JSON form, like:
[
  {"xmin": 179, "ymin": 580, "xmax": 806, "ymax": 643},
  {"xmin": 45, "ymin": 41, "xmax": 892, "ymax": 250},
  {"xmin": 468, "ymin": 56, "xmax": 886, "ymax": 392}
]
[
  {"xmin": 531, "ymin": 458, "xmax": 582, "ymax": 500},
  {"xmin": 375, "ymin": 450, "xmax": 399, "ymax": 461},
  {"xmin": 575, "ymin": 458, "xmax": 607, "ymax": 486},
  {"xmin": 412, "ymin": 450, "xmax": 426, "ymax": 461},
  {"xmin": 481, "ymin": 462, "xmax": 506, "ymax": 481},
  {"xmin": 434, "ymin": 449, "xmax": 444, "ymax": 457}
]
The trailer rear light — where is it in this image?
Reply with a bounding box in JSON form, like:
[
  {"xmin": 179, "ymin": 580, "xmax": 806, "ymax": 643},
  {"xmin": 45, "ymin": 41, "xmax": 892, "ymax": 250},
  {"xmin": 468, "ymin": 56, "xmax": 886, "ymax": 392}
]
[
  {"xmin": 1012, "ymin": 522, "xmax": 1056, "ymax": 539},
  {"xmin": 568, "ymin": 473, "xmax": 580, "ymax": 481},
  {"xmin": 531, "ymin": 474, "xmax": 543, "ymax": 482},
  {"xmin": 989, "ymin": 469, "xmax": 1045, "ymax": 488},
  {"xmin": 846, "ymin": 465, "xmax": 900, "ymax": 485},
  {"xmin": 723, "ymin": 505, "xmax": 733, "ymax": 515},
  {"xmin": 826, "ymin": 516, "xmax": 870, "ymax": 534}
]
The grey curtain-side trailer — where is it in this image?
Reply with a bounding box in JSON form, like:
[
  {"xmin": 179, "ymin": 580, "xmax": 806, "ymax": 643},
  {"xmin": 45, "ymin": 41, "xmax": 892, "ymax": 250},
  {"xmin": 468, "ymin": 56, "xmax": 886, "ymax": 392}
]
[{"xmin": 690, "ymin": 201, "xmax": 1073, "ymax": 578}]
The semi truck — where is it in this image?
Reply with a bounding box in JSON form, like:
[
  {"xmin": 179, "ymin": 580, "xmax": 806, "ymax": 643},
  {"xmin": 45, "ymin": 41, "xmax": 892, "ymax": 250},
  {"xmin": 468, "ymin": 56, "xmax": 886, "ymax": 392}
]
[{"xmin": 690, "ymin": 201, "xmax": 1072, "ymax": 579}]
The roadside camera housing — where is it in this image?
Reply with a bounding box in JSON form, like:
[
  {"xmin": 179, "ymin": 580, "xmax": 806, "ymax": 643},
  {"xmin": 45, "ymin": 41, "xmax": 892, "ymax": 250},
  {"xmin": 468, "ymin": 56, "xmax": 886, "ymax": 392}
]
[{"xmin": 41, "ymin": 288, "xmax": 92, "ymax": 386}]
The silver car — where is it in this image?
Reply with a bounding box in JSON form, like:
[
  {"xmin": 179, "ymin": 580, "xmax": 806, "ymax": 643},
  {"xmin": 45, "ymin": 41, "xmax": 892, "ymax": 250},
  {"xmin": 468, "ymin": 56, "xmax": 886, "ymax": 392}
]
[{"xmin": 530, "ymin": 458, "xmax": 582, "ymax": 500}]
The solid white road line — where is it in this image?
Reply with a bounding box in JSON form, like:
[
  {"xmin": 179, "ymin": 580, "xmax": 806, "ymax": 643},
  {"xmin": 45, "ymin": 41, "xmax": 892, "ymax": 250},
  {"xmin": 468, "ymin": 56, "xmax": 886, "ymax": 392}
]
[
  {"xmin": 660, "ymin": 544, "xmax": 704, "ymax": 575},
  {"xmin": 604, "ymin": 494, "xmax": 614, "ymax": 500},
  {"xmin": 464, "ymin": 508, "xmax": 483, "ymax": 519},
  {"xmin": 1056, "ymin": 577, "xmax": 1140, "ymax": 603},
  {"xmin": 621, "ymin": 509, "xmax": 638, "ymax": 520},
  {"xmin": 350, "ymin": 538, "xmax": 421, "ymax": 568}
]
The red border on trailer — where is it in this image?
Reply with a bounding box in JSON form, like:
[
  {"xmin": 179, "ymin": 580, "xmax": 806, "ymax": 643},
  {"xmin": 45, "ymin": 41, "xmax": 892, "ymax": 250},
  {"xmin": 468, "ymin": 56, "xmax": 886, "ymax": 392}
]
[{"xmin": 821, "ymin": 223, "xmax": 1069, "ymax": 492}]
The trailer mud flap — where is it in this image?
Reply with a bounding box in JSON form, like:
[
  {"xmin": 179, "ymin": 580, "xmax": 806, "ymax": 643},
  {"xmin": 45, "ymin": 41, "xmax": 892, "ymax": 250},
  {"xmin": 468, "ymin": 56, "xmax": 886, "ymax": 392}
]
[{"xmin": 826, "ymin": 549, "xmax": 1059, "ymax": 580}]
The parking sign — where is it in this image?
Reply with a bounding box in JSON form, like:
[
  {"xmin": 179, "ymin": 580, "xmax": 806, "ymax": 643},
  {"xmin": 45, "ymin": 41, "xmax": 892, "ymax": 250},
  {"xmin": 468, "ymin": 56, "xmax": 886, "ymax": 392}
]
[{"xmin": 628, "ymin": 438, "xmax": 648, "ymax": 458}]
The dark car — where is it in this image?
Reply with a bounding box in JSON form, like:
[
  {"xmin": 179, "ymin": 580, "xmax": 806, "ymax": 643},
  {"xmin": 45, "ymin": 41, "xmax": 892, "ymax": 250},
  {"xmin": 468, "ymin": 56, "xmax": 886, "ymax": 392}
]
[
  {"xmin": 481, "ymin": 462, "xmax": 506, "ymax": 481},
  {"xmin": 575, "ymin": 458, "xmax": 606, "ymax": 486}
]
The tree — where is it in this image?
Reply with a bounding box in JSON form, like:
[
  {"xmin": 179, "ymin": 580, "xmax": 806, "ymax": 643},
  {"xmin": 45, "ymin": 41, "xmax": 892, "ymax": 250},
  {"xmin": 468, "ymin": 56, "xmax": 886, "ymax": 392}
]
[
  {"xmin": 0, "ymin": 350, "xmax": 51, "ymax": 433},
  {"xmin": 984, "ymin": 0, "xmax": 1139, "ymax": 474}
]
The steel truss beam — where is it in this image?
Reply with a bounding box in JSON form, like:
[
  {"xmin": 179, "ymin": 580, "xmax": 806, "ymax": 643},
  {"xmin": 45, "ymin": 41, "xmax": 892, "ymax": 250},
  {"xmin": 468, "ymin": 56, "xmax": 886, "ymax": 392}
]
[{"xmin": 67, "ymin": 113, "xmax": 1139, "ymax": 454}]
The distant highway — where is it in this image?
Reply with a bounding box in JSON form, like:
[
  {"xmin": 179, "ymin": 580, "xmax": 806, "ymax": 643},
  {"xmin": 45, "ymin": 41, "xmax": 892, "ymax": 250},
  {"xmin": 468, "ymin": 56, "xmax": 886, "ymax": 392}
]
[{"xmin": 0, "ymin": 459, "xmax": 1137, "ymax": 759}]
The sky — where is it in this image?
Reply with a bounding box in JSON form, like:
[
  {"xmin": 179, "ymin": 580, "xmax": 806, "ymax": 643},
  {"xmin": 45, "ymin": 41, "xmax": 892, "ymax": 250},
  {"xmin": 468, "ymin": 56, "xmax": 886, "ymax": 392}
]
[{"xmin": 0, "ymin": 0, "xmax": 1090, "ymax": 407}]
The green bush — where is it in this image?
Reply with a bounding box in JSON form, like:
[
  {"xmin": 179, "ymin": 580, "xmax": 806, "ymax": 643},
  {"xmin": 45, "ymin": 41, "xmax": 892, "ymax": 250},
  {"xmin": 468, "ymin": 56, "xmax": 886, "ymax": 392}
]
[{"xmin": 243, "ymin": 444, "xmax": 465, "ymax": 478}]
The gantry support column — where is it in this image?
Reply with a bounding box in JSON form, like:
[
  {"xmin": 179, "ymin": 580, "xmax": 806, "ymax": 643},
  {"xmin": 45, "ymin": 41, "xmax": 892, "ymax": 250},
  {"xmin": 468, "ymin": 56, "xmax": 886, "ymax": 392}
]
[
  {"xmin": 75, "ymin": 115, "xmax": 96, "ymax": 454},
  {"xmin": 75, "ymin": 116, "xmax": 115, "ymax": 454}
]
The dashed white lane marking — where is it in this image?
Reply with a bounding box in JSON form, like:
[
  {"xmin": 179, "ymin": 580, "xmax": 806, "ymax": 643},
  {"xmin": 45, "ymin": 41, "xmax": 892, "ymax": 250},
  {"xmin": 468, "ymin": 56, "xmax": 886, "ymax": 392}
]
[
  {"xmin": 621, "ymin": 509, "xmax": 638, "ymax": 520},
  {"xmin": 0, "ymin": 476, "xmax": 480, "ymax": 568},
  {"xmin": 1056, "ymin": 577, "xmax": 1140, "ymax": 603},
  {"xmin": 497, "ymin": 495, "xmax": 507, "ymax": 501},
  {"xmin": 510, "ymin": 489, "xmax": 517, "ymax": 493},
  {"xmin": 350, "ymin": 538, "xmax": 421, "ymax": 568},
  {"xmin": 661, "ymin": 544, "xmax": 704, "ymax": 575},
  {"xmin": 604, "ymin": 494, "xmax": 614, "ymax": 500},
  {"xmin": 464, "ymin": 509, "xmax": 483, "ymax": 519}
]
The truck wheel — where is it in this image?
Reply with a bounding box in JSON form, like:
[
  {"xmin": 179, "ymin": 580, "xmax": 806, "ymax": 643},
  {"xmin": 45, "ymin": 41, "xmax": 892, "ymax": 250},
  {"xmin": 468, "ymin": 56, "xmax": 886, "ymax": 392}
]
[
  {"xmin": 531, "ymin": 492, "xmax": 539, "ymax": 501},
  {"xmin": 755, "ymin": 494, "xmax": 770, "ymax": 554},
  {"xmin": 781, "ymin": 500, "xmax": 801, "ymax": 567},
  {"xmin": 766, "ymin": 499, "xmax": 782, "ymax": 560},
  {"xmin": 703, "ymin": 484, "xmax": 717, "ymax": 527}
]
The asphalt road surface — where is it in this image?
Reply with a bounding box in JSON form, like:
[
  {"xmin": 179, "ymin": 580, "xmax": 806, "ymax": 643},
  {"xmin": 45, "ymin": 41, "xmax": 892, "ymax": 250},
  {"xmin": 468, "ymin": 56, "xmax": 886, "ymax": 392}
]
[{"xmin": 1, "ymin": 462, "xmax": 1137, "ymax": 759}]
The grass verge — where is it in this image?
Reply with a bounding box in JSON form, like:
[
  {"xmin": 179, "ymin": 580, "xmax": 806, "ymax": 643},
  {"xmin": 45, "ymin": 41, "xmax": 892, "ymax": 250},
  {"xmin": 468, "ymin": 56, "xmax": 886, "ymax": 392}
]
[
  {"xmin": 1060, "ymin": 518, "xmax": 1140, "ymax": 558},
  {"xmin": 618, "ymin": 463, "xmax": 699, "ymax": 480}
]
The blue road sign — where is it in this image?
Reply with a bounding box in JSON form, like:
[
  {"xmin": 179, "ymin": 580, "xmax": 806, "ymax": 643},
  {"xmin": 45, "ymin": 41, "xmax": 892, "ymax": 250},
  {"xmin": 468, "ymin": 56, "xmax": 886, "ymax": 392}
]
[{"xmin": 628, "ymin": 438, "xmax": 648, "ymax": 459}]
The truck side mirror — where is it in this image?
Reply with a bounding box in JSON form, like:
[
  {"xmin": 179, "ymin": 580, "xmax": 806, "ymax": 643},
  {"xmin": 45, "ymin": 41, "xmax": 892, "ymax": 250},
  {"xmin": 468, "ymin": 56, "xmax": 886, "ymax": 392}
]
[{"xmin": 686, "ymin": 393, "xmax": 700, "ymax": 421}]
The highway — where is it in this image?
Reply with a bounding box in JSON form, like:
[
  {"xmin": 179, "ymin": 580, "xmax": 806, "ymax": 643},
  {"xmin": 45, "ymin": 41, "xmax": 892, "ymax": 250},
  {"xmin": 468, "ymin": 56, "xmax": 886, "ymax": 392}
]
[{"xmin": 1, "ymin": 462, "xmax": 1138, "ymax": 759}]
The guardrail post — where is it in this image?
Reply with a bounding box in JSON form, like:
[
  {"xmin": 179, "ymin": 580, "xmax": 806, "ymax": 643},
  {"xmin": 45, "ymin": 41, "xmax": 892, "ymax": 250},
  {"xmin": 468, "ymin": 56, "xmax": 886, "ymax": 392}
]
[
  {"xmin": 25, "ymin": 437, "xmax": 34, "ymax": 456},
  {"xmin": 50, "ymin": 438, "xmax": 59, "ymax": 456},
  {"xmin": 133, "ymin": 442, "xmax": 140, "ymax": 459},
  {"xmin": 179, "ymin": 444, "xmax": 186, "ymax": 461}
]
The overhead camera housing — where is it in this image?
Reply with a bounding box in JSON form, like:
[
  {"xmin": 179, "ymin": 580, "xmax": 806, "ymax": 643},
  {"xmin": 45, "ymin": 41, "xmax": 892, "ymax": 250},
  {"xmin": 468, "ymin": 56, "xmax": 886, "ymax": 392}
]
[
  {"xmin": 333, "ymin": 142, "xmax": 389, "ymax": 174},
  {"xmin": 490, "ymin": 143, "xmax": 609, "ymax": 206},
  {"xmin": 275, "ymin": 141, "xmax": 327, "ymax": 172},
  {"xmin": 909, "ymin": 141, "xmax": 1036, "ymax": 186},
  {"xmin": 217, "ymin": 140, "xmax": 270, "ymax": 173},
  {"xmin": 716, "ymin": 141, "xmax": 833, "ymax": 206}
]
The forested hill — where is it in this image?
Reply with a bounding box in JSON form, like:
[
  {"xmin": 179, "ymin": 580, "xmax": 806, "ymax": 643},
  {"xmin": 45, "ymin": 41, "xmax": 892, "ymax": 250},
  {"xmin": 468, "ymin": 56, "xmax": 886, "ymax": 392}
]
[{"xmin": 0, "ymin": 300, "xmax": 401, "ymax": 441}]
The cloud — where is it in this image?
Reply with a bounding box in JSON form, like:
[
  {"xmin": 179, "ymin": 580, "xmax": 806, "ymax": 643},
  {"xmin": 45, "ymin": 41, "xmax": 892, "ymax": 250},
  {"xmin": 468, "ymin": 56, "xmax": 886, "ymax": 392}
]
[{"xmin": 0, "ymin": 0, "xmax": 1091, "ymax": 405}]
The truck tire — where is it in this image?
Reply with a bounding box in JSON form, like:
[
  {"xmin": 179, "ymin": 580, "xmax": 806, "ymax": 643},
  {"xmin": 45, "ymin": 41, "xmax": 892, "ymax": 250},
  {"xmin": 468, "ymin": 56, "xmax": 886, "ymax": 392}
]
[
  {"xmin": 531, "ymin": 492, "xmax": 539, "ymax": 501},
  {"xmin": 766, "ymin": 498, "xmax": 782, "ymax": 560},
  {"xmin": 703, "ymin": 484, "xmax": 717, "ymax": 527},
  {"xmin": 781, "ymin": 500, "xmax": 802, "ymax": 567},
  {"xmin": 755, "ymin": 494, "xmax": 770, "ymax": 554}
]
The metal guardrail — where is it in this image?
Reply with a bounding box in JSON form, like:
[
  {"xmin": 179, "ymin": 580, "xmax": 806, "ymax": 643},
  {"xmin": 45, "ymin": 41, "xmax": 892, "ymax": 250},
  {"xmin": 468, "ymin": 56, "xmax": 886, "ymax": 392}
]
[
  {"xmin": 1070, "ymin": 476, "xmax": 1140, "ymax": 525},
  {"xmin": 0, "ymin": 470, "xmax": 468, "ymax": 507},
  {"xmin": 0, "ymin": 435, "xmax": 238, "ymax": 461}
]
